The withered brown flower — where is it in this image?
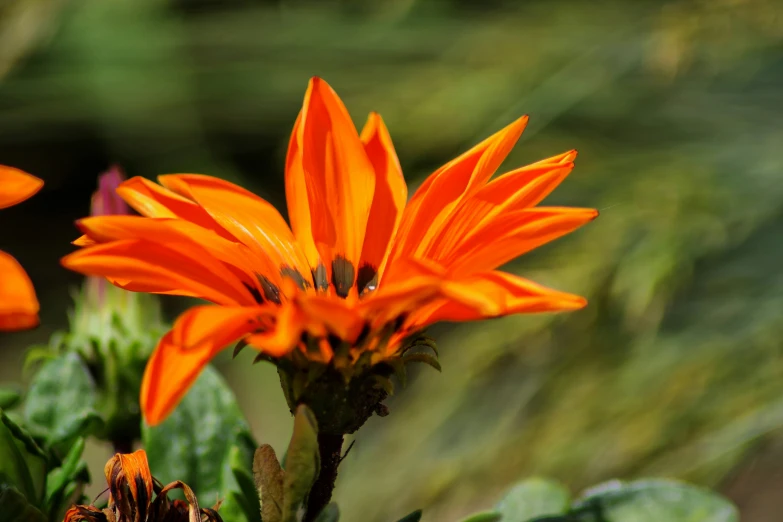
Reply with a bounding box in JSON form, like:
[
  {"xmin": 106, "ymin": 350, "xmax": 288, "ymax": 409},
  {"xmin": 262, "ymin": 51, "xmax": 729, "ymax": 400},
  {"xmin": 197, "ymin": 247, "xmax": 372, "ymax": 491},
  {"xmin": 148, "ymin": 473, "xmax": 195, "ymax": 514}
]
[{"xmin": 63, "ymin": 450, "xmax": 222, "ymax": 522}]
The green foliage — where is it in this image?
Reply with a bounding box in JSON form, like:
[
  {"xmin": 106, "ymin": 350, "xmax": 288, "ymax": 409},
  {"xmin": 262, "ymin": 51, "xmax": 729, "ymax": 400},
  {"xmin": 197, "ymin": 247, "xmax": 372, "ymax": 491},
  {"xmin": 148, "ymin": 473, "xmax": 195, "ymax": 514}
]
[
  {"xmin": 571, "ymin": 479, "xmax": 739, "ymax": 522},
  {"xmin": 0, "ymin": 410, "xmax": 89, "ymax": 522},
  {"xmin": 44, "ymin": 438, "xmax": 88, "ymax": 517},
  {"xmin": 455, "ymin": 478, "xmax": 740, "ymax": 522},
  {"xmin": 459, "ymin": 513, "xmax": 502, "ymax": 522},
  {"xmin": 0, "ymin": 387, "xmax": 22, "ymax": 410},
  {"xmin": 396, "ymin": 510, "xmax": 423, "ymax": 522},
  {"xmin": 281, "ymin": 405, "xmax": 320, "ymax": 522},
  {"xmin": 0, "ymin": 410, "xmax": 47, "ymax": 507},
  {"xmin": 495, "ymin": 478, "xmax": 571, "ymax": 521},
  {"xmin": 22, "ymin": 353, "xmax": 101, "ymax": 451},
  {"xmin": 143, "ymin": 364, "xmax": 258, "ymax": 522},
  {"xmin": 0, "ymin": 484, "xmax": 47, "ymax": 522}
]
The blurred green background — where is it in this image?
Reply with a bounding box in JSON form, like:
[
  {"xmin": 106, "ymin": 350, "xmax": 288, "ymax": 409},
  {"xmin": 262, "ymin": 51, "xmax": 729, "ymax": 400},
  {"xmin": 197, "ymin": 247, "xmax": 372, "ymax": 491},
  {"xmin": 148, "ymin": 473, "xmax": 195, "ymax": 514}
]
[{"xmin": 1, "ymin": 0, "xmax": 783, "ymax": 520}]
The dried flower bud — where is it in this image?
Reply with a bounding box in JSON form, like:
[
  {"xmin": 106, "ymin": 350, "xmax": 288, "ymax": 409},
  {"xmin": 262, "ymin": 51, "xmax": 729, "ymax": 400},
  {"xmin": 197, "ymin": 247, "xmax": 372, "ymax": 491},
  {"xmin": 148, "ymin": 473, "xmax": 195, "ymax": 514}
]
[{"xmin": 63, "ymin": 450, "xmax": 223, "ymax": 522}]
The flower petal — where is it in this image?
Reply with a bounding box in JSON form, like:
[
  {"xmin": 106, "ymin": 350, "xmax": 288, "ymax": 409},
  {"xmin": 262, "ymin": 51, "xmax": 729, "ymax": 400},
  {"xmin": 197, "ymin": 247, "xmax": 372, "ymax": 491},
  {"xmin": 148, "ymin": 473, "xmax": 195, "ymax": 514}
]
[
  {"xmin": 76, "ymin": 215, "xmax": 267, "ymax": 287},
  {"xmin": 359, "ymin": 112, "xmax": 407, "ymax": 283},
  {"xmin": 141, "ymin": 305, "xmax": 269, "ymax": 425},
  {"xmin": 245, "ymin": 301, "xmax": 305, "ymax": 357},
  {"xmin": 388, "ymin": 116, "xmax": 528, "ymax": 266},
  {"xmin": 104, "ymin": 450, "xmax": 154, "ymax": 519},
  {"xmin": 0, "ymin": 166, "xmax": 43, "ymax": 209},
  {"xmin": 116, "ymin": 176, "xmax": 235, "ymax": 240},
  {"xmin": 297, "ymin": 293, "xmax": 364, "ymax": 342},
  {"xmin": 0, "ymin": 250, "xmax": 39, "ymax": 331},
  {"xmin": 443, "ymin": 207, "xmax": 598, "ymax": 274},
  {"xmin": 62, "ymin": 239, "xmax": 255, "ymax": 305},
  {"xmin": 158, "ymin": 174, "xmax": 311, "ymax": 285},
  {"xmin": 425, "ymin": 150, "xmax": 577, "ymax": 261},
  {"xmin": 297, "ymin": 77, "xmax": 376, "ymax": 294},
  {"xmin": 285, "ymin": 111, "xmax": 321, "ymax": 270},
  {"xmin": 359, "ymin": 258, "xmax": 445, "ymax": 329},
  {"xmin": 410, "ymin": 271, "xmax": 587, "ymax": 327}
]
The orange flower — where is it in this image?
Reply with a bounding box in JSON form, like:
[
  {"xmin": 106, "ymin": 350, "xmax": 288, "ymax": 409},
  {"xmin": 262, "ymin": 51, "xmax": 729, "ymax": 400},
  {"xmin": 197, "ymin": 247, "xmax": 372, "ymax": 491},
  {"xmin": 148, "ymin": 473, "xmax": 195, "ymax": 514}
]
[
  {"xmin": 62, "ymin": 77, "xmax": 596, "ymax": 425},
  {"xmin": 0, "ymin": 165, "xmax": 43, "ymax": 331},
  {"xmin": 63, "ymin": 449, "xmax": 222, "ymax": 522}
]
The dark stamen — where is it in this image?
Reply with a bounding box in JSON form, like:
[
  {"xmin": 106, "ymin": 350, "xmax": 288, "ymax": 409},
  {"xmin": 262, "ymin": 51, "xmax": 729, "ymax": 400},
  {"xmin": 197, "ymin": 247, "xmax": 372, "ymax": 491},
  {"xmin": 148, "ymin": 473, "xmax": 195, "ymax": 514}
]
[
  {"xmin": 243, "ymin": 282, "xmax": 265, "ymax": 304},
  {"xmin": 393, "ymin": 313, "xmax": 408, "ymax": 332},
  {"xmin": 312, "ymin": 263, "xmax": 329, "ymax": 292},
  {"xmin": 331, "ymin": 256, "xmax": 355, "ymax": 299},
  {"xmin": 281, "ymin": 265, "xmax": 310, "ymax": 290},
  {"xmin": 354, "ymin": 322, "xmax": 371, "ymax": 347},
  {"xmin": 327, "ymin": 334, "xmax": 343, "ymax": 353},
  {"xmin": 256, "ymin": 274, "xmax": 281, "ymax": 304},
  {"xmin": 356, "ymin": 264, "xmax": 378, "ymax": 296}
]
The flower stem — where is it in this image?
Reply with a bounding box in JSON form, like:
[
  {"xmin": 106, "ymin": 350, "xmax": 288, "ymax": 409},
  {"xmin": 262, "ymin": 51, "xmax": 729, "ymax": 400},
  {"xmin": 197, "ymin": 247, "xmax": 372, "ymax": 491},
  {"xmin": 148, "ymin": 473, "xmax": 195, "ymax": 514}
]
[{"xmin": 304, "ymin": 432, "xmax": 344, "ymax": 522}]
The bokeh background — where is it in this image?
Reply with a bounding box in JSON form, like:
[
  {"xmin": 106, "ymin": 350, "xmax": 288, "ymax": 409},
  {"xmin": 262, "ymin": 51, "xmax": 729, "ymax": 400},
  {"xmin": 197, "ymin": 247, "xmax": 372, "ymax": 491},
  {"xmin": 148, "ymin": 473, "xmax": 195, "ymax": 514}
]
[{"xmin": 1, "ymin": 0, "xmax": 783, "ymax": 520}]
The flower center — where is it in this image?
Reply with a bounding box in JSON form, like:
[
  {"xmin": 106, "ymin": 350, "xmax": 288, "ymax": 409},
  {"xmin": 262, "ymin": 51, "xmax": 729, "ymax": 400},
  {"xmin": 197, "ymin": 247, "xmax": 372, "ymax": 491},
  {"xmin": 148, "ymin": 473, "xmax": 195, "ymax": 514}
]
[{"xmin": 244, "ymin": 259, "xmax": 380, "ymax": 304}]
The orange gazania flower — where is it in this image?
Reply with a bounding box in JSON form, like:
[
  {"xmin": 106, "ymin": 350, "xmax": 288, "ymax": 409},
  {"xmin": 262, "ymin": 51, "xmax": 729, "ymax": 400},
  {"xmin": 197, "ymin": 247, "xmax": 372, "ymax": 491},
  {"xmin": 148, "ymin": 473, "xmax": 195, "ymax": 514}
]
[
  {"xmin": 0, "ymin": 165, "xmax": 43, "ymax": 331},
  {"xmin": 63, "ymin": 449, "xmax": 222, "ymax": 522},
  {"xmin": 62, "ymin": 77, "xmax": 596, "ymax": 425}
]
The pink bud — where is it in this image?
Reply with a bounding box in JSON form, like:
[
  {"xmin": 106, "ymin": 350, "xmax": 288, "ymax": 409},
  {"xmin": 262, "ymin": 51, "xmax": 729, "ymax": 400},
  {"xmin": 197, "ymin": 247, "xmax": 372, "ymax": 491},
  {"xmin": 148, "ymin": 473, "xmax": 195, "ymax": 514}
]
[
  {"xmin": 91, "ymin": 165, "xmax": 130, "ymax": 217},
  {"xmin": 88, "ymin": 166, "xmax": 131, "ymax": 305}
]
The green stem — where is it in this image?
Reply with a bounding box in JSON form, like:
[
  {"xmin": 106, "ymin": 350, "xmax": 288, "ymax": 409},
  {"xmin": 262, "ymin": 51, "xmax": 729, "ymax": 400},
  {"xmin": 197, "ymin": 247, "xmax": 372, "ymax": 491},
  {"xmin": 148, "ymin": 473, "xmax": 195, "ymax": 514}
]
[{"xmin": 303, "ymin": 432, "xmax": 344, "ymax": 522}]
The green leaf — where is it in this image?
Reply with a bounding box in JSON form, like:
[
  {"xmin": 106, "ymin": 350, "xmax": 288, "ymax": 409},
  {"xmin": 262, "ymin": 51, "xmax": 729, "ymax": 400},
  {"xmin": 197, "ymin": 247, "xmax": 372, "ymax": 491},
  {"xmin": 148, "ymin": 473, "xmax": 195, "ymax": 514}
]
[
  {"xmin": 495, "ymin": 478, "xmax": 570, "ymax": 521},
  {"xmin": 460, "ymin": 512, "xmax": 502, "ymax": 522},
  {"xmin": 22, "ymin": 353, "xmax": 102, "ymax": 449},
  {"xmin": 396, "ymin": 509, "xmax": 423, "ymax": 522},
  {"xmin": 314, "ymin": 503, "xmax": 340, "ymax": 522},
  {"xmin": 0, "ymin": 484, "xmax": 47, "ymax": 522},
  {"xmin": 231, "ymin": 447, "xmax": 263, "ymax": 522},
  {"xmin": 573, "ymin": 479, "xmax": 739, "ymax": 522},
  {"xmin": 0, "ymin": 387, "xmax": 22, "ymax": 410},
  {"xmin": 143, "ymin": 365, "xmax": 256, "ymax": 522},
  {"xmin": 282, "ymin": 405, "xmax": 320, "ymax": 522},
  {"xmin": 253, "ymin": 445, "xmax": 284, "ymax": 522},
  {"xmin": 0, "ymin": 410, "xmax": 47, "ymax": 506},
  {"xmin": 45, "ymin": 437, "xmax": 88, "ymax": 516}
]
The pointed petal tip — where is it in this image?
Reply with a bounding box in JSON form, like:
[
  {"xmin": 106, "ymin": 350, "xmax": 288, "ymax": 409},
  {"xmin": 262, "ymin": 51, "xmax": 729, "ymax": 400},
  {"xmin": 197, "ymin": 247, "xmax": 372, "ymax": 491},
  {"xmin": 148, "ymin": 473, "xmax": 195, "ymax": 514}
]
[
  {"xmin": 71, "ymin": 234, "xmax": 96, "ymax": 247},
  {"xmin": 309, "ymin": 76, "xmax": 328, "ymax": 90},
  {"xmin": 564, "ymin": 295, "xmax": 588, "ymax": 310},
  {"xmin": 0, "ymin": 166, "xmax": 44, "ymax": 209}
]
